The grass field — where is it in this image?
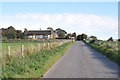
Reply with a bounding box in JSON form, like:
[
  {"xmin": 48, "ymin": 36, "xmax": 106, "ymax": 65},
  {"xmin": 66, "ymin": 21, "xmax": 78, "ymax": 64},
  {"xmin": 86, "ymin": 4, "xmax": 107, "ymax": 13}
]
[
  {"xmin": 2, "ymin": 42, "xmax": 44, "ymax": 56},
  {"xmin": 2, "ymin": 40, "xmax": 68, "ymax": 57},
  {"xmin": 2, "ymin": 41, "xmax": 74, "ymax": 78}
]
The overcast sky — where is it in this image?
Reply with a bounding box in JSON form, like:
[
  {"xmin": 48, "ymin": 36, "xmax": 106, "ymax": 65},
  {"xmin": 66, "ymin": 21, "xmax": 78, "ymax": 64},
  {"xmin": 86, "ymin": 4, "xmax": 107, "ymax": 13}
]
[{"xmin": 0, "ymin": 2, "xmax": 118, "ymax": 40}]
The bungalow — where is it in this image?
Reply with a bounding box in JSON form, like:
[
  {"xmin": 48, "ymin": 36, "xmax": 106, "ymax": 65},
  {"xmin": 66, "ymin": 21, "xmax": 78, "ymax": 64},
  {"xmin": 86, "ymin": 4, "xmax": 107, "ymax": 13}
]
[{"xmin": 25, "ymin": 29, "xmax": 58, "ymax": 40}]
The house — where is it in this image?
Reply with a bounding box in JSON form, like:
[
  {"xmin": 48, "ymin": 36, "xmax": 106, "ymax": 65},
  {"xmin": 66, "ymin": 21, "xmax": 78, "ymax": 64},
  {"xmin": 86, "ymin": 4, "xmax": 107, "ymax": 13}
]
[{"xmin": 25, "ymin": 29, "xmax": 58, "ymax": 40}]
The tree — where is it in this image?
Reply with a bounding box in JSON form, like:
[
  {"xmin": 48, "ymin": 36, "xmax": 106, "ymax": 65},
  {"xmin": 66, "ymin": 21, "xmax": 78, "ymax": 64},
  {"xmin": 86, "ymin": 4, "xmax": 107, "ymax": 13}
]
[
  {"xmin": 24, "ymin": 28, "xmax": 28, "ymax": 34},
  {"xmin": 47, "ymin": 27, "xmax": 55, "ymax": 39},
  {"xmin": 77, "ymin": 35, "xmax": 82, "ymax": 41},
  {"xmin": 56, "ymin": 28, "xmax": 67, "ymax": 38},
  {"xmin": 118, "ymin": 39, "xmax": 120, "ymax": 41},
  {"xmin": 65, "ymin": 33, "xmax": 72, "ymax": 39},
  {"xmin": 83, "ymin": 34, "xmax": 87, "ymax": 40},
  {"xmin": 90, "ymin": 35, "xmax": 97, "ymax": 40},
  {"xmin": 107, "ymin": 37, "xmax": 113, "ymax": 41},
  {"xmin": 6, "ymin": 26, "xmax": 16, "ymax": 39},
  {"xmin": 47, "ymin": 27, "xmax": 53, "ymax": 30},
  {"xmin": 81, "ymin": 33, "xmax": 87, "ymax": 40},
  {"xmin": 72, "ymin": 32, "xmax": 77, "ymax": 40},
  {"xmin": 1, "ymin": 28, "xmax": 8, "ymax": 38},
  {"xmin": 24, "ymin": 28, "xmax": 28, "ymax": 39},
  {"xmin": 89, "ymin": 35, "xmax": 97, "ymax": 43},
  {"xmin": 16, "ymin": 30, "xmax": 23, "ymax": 39},
  {"xmin": 77, "ymin": 33, "xmax": 87, "ymax": 41}
]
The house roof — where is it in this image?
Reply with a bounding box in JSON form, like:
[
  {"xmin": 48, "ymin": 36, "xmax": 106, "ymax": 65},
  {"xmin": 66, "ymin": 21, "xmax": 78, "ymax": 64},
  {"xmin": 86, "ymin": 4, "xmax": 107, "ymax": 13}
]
[{"xmin": 26, "ymin": 30, "xmax": 52, "ymax": 35}]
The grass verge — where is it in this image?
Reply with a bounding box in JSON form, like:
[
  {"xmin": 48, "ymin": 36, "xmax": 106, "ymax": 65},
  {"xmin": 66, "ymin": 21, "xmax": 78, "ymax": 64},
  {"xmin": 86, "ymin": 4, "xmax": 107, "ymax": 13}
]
[
  {"xmin": 85, "ymin": 41, "xmax": 119, "ymax": 66},
  {"xmin": 2, "ymin": 41, "xmax": 74, "ymax": 79}
]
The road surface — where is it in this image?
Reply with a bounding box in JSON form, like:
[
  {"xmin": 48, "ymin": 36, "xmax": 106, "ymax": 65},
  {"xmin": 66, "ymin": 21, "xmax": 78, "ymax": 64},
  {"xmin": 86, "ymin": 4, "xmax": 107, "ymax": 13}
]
[{"xmin": 44, "ymin": 41, "xmax": 119, "ymax": 78}]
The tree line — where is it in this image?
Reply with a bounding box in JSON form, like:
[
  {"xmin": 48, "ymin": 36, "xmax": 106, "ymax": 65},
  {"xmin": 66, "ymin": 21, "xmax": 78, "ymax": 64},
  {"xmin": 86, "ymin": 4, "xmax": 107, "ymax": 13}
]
[
  {"xmin": 1, "ymin": 26, "xmax": 77, "ymax": 40},
  {"xmin": 1, "ymin": 26, "xmax": 25, "ymax": 39},
  {"xmin": 1, "ymin": 26, "xmax": 119, "ymax": 41},
  {"xmin": 76, "ymin": 33, "xmax": 120, "ymax": 42}
]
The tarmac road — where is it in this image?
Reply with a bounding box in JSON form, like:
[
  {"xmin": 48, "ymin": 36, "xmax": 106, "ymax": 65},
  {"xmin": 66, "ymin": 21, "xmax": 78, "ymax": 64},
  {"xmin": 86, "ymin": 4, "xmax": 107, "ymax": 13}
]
[{"xmin": 44, "ymin": 41, "xmax": 119, "ymax": 78}]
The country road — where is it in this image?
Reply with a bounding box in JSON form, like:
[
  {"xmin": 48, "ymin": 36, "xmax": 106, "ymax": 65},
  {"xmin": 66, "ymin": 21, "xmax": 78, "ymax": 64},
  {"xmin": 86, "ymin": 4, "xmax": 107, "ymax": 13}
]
[{"xmin": 44, "ymin": 41, "xmax": 119, "ymax": 78}]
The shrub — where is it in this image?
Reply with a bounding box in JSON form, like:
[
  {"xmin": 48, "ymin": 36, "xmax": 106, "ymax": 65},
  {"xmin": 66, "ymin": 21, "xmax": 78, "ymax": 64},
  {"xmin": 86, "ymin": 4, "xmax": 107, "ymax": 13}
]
[
  {"xmin": 30, "ymin": 37, "xmax": 34, "ymax": 39},
  {"xmin": 90, "ymin": 40, "xmax": 96, "ymax": 43}
]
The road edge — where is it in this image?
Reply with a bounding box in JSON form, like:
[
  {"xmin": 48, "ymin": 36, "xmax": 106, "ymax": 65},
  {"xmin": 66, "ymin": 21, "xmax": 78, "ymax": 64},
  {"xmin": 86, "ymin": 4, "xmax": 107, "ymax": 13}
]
[{"xmin": 43, "ymin": 42, "xmax": 76, "ymax": 78}]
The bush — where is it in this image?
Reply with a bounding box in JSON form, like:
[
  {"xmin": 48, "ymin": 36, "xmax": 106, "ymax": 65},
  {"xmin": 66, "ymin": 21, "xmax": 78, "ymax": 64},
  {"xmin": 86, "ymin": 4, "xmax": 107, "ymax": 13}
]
[
  {"xmin": 52, "ymin": 37, "xmax": 56, "ymax": 40},
  {"xmin": 30, "ymin": 37, "xmax": 34, "ymax": 39}
]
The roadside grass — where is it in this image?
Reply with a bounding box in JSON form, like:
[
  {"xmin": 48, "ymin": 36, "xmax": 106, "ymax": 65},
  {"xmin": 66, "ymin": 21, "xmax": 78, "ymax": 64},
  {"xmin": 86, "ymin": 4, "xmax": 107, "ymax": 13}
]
[
  {"xmin": 85, "ymin": 41, "xmax": 119, "ymax": 66},
  {"xmin": 2, "ymin": 41, "xmax": 74, "ymax": 78}
]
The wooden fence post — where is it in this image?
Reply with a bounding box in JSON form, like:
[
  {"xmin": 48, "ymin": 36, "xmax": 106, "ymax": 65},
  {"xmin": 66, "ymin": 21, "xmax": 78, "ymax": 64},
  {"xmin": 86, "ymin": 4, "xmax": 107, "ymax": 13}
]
[
  {"xmin": 51, "ymin": 42, "xmax": 52, "ymax": 48},
  {"xmin": 55, "ymin": 42, "xmax": 56, "ymax": 47},
  {"xmin": 8, "ymin": 46, "xmax": 10, "ymax": 56},
  {"xmin": 21, "ymin": 45, "xmax": 24, "ymax": 57},
  {"xmin": 48, "ymin": 43, "xmax": 49, "ymax": 49},
  {"xmin": 38, "ymin": 43, "xmax": 40, "ymax": 50}
]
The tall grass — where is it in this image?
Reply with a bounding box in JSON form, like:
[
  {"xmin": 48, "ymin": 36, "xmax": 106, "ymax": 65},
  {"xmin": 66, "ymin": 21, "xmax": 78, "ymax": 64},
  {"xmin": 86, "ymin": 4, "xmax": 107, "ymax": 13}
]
[
  {"xmin": 85, "ymin": 41, "xmax": 120, "ymax": 66},
  {"xmin": 99, "ymin": 41, "xmax": 119, "ymax": 51}
]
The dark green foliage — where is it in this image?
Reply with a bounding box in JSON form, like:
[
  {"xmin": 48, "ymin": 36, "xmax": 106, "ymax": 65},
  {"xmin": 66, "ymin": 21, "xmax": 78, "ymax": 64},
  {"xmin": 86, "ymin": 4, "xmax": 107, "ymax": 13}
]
[
  {"xmin": 65, "ymin": 33, "xmax": 72, "ymax": 39},
  {"xmin": 77, "ymin": 35, "xmax": 82, "ymax": 41},
  {"xmin": 71, "ymin": 32, "xmax": 77, "ymax": 40},
  {"xmin": 89, "ymin": 35, "xmax": 97, "ymax": 40},
  {"xmin": 56, "ymin": 28, "xmax": 67, "ymax": 38},
  {"xmin": 6, "ymin": 26, "xmax": 16, "ymax": 39},
  {"xmin": 81, "ymin": 34, "xmax": 87, "ymax": 40},
  {"xmin": 1, "ymin": 26, "xmax": 25, "ymax": 39},
  {"xmin": 118, "ymin": 39, "xmax": 120, "ymax": 41},
  {"xmin": 107, "ymin": 37, "xmax": 113, "ymax": 41},
  {"xmin": 16, "ymin": 30, "xmax": 24, "ymax": 39},
  {"xmin": 89, "ymin": 40, "xmax": 96, "ymax": 43},
  {"xmin": 77, "ymin": 33, "xmax": 87, "ymax": 41}
]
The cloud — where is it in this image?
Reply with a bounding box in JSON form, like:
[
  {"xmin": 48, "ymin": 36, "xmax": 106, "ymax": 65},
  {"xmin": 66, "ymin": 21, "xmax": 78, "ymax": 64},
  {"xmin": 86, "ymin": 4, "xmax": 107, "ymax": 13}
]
[{"xmin": 1, "ymin": 13, "xmax": 118, "ymax": 40}]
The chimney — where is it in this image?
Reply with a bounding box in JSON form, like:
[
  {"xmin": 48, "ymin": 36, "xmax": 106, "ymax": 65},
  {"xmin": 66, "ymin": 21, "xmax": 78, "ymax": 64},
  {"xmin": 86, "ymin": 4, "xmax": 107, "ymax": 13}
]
[{"xmin": 40, "ymin": 28, "xmax": 41, "ymax": 30}]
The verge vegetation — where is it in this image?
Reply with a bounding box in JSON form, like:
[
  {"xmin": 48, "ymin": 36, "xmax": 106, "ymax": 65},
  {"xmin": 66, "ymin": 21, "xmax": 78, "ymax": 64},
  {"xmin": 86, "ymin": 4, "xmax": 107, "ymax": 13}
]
[
  {"xmin": 85, "ymin": 40, "xmax": 120, "ymax": 66},
  {"xmin": 2, "ymin": 41, "xmax": 74, "ymax": 78}
]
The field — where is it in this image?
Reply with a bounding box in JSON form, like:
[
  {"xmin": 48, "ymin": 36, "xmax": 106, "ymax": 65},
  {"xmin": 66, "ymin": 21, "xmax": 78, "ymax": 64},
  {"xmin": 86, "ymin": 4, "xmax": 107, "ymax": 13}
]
[
  {"xmin": 2, "ymin": 40, "xmax": 70, "ymax": 57},
  {"xmin": 2, "ymin": 40, "xmax": 74, "ymax": 78},
  {"xmin": 85, "ymin": 40, "xmax": 120, "ymax": 66},
  {"xmin": 2, "ymin": 42, "xmax": 45, "ymax": 57}
]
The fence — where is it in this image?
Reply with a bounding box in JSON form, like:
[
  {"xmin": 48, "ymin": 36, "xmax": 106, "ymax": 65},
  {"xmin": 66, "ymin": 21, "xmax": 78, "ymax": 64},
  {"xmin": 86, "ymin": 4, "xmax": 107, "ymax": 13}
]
[
  {"xmin": 3, "ymin": 39, "xmax": 73, "ymax": 58},
  {"xmin": 2, "ymin": 39, "xmax": 75, "ymax": 43}
]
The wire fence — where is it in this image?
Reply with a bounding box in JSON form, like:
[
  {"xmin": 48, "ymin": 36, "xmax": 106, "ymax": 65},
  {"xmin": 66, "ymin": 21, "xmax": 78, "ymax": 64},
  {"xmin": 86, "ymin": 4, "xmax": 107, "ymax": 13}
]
[{"xmin": 2, "ymin": 39, "xmax": 73, "ymax": 58}]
